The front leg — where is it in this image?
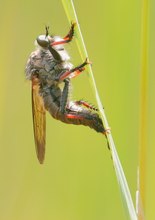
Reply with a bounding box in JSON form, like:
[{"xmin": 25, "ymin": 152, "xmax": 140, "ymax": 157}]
[
  {"xmin": 63, "ymin": 22, "xmax": 76, "ymax": 42},
  {"xmin": 60, "ymin": 78, "xmax": 70, "ymax": 113},
  {"xmin": 51, "ymin": 22, "xmax": 76, "ymax": 46}
]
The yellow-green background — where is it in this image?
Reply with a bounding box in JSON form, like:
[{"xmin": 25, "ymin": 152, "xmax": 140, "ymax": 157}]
[{"xmin": 0, "ymin": 0, "xmax": 154, "ymax": 219}]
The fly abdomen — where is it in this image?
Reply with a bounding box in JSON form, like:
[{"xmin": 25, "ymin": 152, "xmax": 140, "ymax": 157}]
[
  {"xmin": 64, "ymin": 102, "xmax": 105, "ymax": 133},
  {"xmin": 44, "ymin": 95, "xmax": 105, "ymax": 133},
  {"xmin": 41, "ymin": 86, "xmax": 61, "ymax": 118}
]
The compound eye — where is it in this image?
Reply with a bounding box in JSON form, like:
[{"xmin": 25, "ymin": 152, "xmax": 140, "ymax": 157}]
[{"xmin": 36, "ymin": 35, "xmax": 49, "ymax": 48}]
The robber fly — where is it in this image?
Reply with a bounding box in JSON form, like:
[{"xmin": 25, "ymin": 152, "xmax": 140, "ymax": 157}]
[{"xmin": 25, "ymin": 23, "xmax": 108, "ymax": 164}]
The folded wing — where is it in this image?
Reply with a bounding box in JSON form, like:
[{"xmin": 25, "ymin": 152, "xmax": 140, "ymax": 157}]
[{"xmin": 32, "ymin": 77, "xmax": 46, "ymax": 164}]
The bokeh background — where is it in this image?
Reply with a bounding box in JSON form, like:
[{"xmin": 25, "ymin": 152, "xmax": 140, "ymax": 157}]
[{"xmin": 0, "ymin": 0, "xmax": 154, "ymax": 219}]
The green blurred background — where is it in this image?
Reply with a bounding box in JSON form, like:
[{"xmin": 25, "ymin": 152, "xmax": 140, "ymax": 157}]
[{"xmin": 0, "ymin": 0, "xmax": 154, "ymax": 219}]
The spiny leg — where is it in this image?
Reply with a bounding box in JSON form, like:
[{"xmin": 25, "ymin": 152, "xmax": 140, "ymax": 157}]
[
  {"xmin": 74, "ymin": 100, "xmax": 98, "ymax": 111},
  {"xmin": 60, "ymin": 79, "xmax": 70, "ymax": 113},
  {"xmin": 63, "ymin": 22, "xmax": 76, "ymax": 41},
  {"xmin": 70, "ymin": 58, "xmax": 91, "ymax": 73},
  {"xmin": 58, "ymin": 58, "xmax": 90, "ymax": 81},
  {"xmin": 55, "ymin": 59, "xmax": 91, "ymax": 113},
  {"xmin": 51, "ymin": 22, "xmax": 76, "ymax": 46}
]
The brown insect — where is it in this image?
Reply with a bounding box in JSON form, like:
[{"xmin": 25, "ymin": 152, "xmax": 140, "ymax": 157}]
[{"xmin": 25, "ymin": 23, "xmax": 108, "ymax": 164}]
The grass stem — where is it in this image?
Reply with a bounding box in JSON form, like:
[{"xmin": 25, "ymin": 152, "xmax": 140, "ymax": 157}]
[{"xmin": 62, "ymin": 0, "xmax": 138, "ymax": 219}]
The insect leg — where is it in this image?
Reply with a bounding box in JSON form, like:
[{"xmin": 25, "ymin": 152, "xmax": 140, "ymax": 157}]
[
  {"xmin": 51, "ymin": 22, "xmax": 76, "ymax": 46},
  {"xmin": 59, "ymin": 58, "xmax": 90, "ymax": 81},
  {"xmin": 74, "ymin": 100, "xmax": 98, "ymax": 111},
  {"xmin": 60, "ymin": 79, "xmax": 70, "ymax": 113},
  {"xmin": 63, "ymin": 22, "xmax": 76, "ymax": 41}
]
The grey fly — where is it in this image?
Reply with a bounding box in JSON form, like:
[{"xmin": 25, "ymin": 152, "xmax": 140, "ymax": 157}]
[{"xmin": 25, "ymin": 23, "xmax": 108, "ymax": 164}]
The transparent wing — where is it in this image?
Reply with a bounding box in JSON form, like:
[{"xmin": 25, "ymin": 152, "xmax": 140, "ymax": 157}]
[{"xmin": 32, "ymin": 77, "xmax": 46, "ymax": 164}]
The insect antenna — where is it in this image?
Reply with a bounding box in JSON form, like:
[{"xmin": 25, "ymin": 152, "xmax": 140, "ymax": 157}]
[{"xmin": 45, "ymin": 25, "xmax": 49, "ymax": 37}]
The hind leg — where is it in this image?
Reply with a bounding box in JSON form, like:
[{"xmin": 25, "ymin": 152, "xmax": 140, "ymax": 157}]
[{"xmin": 57, "ymin": 101, "xmax": 105, "ymax": 133}]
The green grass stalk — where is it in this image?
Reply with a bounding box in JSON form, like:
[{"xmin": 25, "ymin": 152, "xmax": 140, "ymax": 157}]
[
  {"xmin": 61, "ymin": 0, "xmax": 138, "ymax": 219},
  {"xmin": 137, "ymin": 0, "xmax": 149, "ymax": 219}
]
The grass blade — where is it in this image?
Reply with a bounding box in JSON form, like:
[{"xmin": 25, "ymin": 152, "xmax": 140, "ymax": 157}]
[
  {"xmin": 61, "ymin": 0, "xmax": 137, "ymax": 219},
  {"xmin": 136, "ymin": 0, "xmax": 149, "ymax": 219}
]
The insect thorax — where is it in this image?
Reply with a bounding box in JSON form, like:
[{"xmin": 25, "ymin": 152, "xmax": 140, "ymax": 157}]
[{"xmin": 25, "ymin": 42, "xmax": 73, "ymax": 83}]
